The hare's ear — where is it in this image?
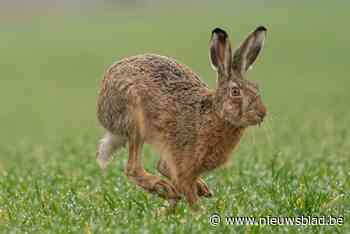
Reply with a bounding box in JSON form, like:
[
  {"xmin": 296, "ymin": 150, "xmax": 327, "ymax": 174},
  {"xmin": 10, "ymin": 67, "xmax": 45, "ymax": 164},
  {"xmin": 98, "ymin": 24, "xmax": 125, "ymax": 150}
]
[
  {"xmin": 209, "ymin": 28, "xmax": 232, "ymax": 78},
  {"xmin": 232, "ymin": 26, "xmax": 267, "ymax": 75}
]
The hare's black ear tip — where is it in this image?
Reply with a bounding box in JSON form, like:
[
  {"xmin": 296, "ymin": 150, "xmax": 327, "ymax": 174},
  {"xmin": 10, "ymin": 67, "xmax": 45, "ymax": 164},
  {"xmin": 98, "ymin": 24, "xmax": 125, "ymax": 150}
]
[
  {"xmin": 256, "ymin": 26, "xmax": 267, "ymax": 32},
  {"xmin": 212, "ymin": 27, "xmax": 228, "ymax": 38}
]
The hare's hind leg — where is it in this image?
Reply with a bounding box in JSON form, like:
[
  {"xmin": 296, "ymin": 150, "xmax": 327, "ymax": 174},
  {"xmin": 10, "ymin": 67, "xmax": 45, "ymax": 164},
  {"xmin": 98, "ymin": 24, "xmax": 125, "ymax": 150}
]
[
  {"xmin": 126, "ymin": 129, "xmax": 180, "ymax": 200},
  {"xmin": 157, "ymin": 160, "xmax": 212, "ymax": 198},
  {"xmin": 97, "ymin": 132, "xmax": 126, "ymax": 170}
]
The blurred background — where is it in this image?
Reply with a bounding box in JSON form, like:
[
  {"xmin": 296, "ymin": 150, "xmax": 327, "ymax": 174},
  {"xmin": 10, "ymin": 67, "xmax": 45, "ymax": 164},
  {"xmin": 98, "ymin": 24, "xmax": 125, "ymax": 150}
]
[
  {"xmin": 0, "ymin": 0, "xmax": 348, "ymax": 143},
  {"xmin": 0, "ymin": 0, "xmax": 349, "ymax": 145}
]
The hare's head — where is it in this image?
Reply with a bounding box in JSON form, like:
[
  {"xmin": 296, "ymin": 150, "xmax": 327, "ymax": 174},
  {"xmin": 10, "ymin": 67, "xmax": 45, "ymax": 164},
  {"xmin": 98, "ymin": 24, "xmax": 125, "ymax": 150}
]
[{"xmin": 210, "ymin": 26, "xmax": 267, "ymax": 127}]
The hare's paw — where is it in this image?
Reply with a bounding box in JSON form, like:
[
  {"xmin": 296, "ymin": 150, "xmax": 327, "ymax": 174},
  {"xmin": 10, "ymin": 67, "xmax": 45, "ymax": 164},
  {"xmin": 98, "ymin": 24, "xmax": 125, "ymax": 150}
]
[
  {"xmin": 153, "ymin": 179, "xmax": 181, "ymax": 200},
  {"xmin": 196, "ymin": 178, "xmax": 213, "ymax": 198}
]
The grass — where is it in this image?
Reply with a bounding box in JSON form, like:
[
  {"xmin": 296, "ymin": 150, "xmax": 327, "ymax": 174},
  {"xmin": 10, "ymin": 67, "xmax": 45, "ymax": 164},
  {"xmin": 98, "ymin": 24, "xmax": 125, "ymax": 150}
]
[{"xmin": 0, "ymin": 2, "xmax": 350, "ymax": 233}]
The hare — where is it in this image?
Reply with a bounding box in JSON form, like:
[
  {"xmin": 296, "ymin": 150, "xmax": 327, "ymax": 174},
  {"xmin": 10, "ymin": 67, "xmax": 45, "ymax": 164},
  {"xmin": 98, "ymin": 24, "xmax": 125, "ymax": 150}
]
[{"xmin": 97, "ymin": 26, "xmax": 267, "ymax": 209}]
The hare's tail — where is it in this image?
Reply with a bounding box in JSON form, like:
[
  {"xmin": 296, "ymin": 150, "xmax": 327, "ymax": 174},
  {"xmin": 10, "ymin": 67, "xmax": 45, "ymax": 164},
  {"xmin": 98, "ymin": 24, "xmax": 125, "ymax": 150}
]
[{"xmin": 96, "ymin": 131, "xmax": 127, "ymax": 170}]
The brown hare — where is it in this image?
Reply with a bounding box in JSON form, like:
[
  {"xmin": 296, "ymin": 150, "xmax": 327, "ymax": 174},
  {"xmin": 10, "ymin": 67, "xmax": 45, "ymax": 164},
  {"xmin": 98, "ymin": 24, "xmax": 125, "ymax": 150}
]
[{"xmin": 97, "ymin": 26, "xmax": 267, "ymax": 209}]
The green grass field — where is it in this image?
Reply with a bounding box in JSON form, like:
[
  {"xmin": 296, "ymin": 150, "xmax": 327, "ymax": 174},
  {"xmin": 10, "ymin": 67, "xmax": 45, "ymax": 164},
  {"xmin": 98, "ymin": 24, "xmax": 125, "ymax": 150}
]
[{"xmin": 0, "ymin": 2, "xmax": 349, "ymax": 233}]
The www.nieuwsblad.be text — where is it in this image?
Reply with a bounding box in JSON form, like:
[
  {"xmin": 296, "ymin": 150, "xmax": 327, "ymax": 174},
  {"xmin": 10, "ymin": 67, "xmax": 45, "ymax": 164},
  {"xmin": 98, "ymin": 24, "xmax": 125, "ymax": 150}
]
[{"xmin": 208, "ymin": 213, "xmax": 344, "ymax": 226}]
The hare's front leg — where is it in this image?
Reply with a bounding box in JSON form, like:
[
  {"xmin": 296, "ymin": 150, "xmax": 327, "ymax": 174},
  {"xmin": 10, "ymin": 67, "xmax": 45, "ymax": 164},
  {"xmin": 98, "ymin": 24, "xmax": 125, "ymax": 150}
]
[
  {"xmin": 157, "ymin": 160, "xmax": 212, "ymax": 198},
  {"xmin": 177, "ymin": 175, "xmax": 200, "ymax": 210},
  {"xmin": 125, "ymin": 129, "xmax": 180, "ymax": 200},
  {"xmin": 160, "ymin": 159, "xmax": 200, "ymax": 209}
]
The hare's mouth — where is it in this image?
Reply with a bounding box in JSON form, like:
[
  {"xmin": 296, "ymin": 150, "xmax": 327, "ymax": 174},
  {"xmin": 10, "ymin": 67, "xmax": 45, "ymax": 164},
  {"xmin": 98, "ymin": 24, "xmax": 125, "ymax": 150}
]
[{"xmin": 240, "ymin": 110, "xmax": 265, "ymax": 127}]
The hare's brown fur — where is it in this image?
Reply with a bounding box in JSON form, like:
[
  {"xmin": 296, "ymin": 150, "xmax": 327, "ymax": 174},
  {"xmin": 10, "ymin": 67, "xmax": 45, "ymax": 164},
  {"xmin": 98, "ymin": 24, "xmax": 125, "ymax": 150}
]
[{"xmin": 97, "ymin": 27, "xmax": 268, "ymax": 208}]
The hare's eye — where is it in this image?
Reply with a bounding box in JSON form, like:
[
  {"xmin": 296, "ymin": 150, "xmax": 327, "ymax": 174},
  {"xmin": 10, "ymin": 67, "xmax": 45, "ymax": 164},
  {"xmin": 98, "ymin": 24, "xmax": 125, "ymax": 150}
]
[{"xmin": 232, "ymin": 87, "xmax": 240, "ymax": 96}]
